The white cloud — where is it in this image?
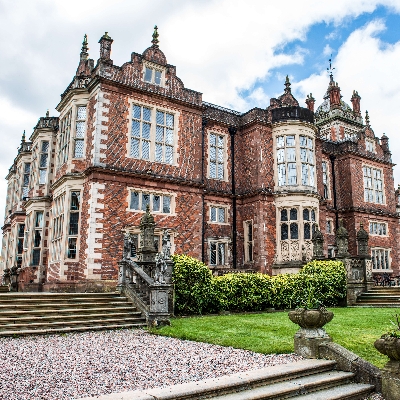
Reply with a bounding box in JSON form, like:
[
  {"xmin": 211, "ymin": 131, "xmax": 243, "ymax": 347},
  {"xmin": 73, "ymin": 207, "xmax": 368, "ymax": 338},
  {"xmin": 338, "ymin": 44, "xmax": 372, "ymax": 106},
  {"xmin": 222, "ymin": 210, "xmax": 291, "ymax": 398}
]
[
  {"xmin": 1, "ymin": 0, "xmax": 400, "ymax": 215},
  {"xmin": 323, "ymin": 44, "xmax": 335, "ymax": 56}
]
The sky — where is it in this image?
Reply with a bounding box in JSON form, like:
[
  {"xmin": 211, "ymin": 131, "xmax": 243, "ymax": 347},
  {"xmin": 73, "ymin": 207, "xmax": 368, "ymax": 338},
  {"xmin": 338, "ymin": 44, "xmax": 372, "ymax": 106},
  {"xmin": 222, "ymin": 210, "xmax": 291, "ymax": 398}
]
[{"xmin": 1, "ymin": 0, "xmax": 400, "ymax": 217}]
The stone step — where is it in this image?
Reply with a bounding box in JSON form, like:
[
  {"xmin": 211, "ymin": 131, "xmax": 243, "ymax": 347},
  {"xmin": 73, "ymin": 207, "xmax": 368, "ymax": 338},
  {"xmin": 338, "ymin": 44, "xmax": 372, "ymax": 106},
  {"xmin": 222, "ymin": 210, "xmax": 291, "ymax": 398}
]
[
  {"xmin": 0, "ymin": 323, "xmax": 147, "ymax": 337},
  {"xmin": 0, "ymin": 297, "xmax": 129, "ymax": 305},
  {"xmin": 0, "ymin": 301, "xmax": 133, "ymax": 311},
  {"xmin": 354, "ymin": 303, "xmax": 400, "ymax": 307},
  {"xmin": 0, "ymin": 316, "xmax": 146, "ymax": 331},
  {"xmin": 293, "ymin": 383, "xmax": 375, "ymax": 399},
  {"xmin": 210, "ymin": 371, "xmax": 355, "ymax": 399},
  {"xmin": 0, "ymin": 292, "xmax": 121, "ymax": 299}
]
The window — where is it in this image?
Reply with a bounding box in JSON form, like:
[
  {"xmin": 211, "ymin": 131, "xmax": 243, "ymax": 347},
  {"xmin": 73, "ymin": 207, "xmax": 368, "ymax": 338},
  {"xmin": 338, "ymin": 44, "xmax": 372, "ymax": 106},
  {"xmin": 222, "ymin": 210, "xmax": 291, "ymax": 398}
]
[
  {"xmin": 209, "ymin": 133, "xmax": 225, "ymax": 180},
  {"xmin": 326, "ymin": 219, "xmax": 333, "ymax": 234},
  {"xmin": 58, "ymin": 110, "xmax": 72, "ymax": 167},
  {"xmin": 130, "ymin": 104, "xmax": 175, "ymax": 164},
  {"xmin": 371, "ymin": 248, "xmax": 390, "ymax": 270},
  {"xmin": 363, "ymin": 166, "xmax": 384, "ymax": 204},
  {"xmin": 210, "ymin": 206, "xmax": 226, "ymax": 223},
  {"xmin": 130, "ymin": 190, "xmax": 172, "ymax": 214},
  {"xmin": 127, "ymin": 231, "xmax": 173, "ymax": 259},
  {"xmin": 369, "ymin": 222, "xmax": 387, "ymax": 236},
  {"xmin": 210, "ymin": 241, "xmax": 226, "ymax": 266},
  {"xmin": 366, "ymin": 138, "xmax": 375, "ymax": 153},
  {"xmin": 244, "ymin": 221, "xmax": 253, "ymax": 262},
  {"xmin": 22, "ymin": 163, "xmax": 30, "ymax": 199},
  {"xmin": 39, "ymin": 141, "xmax": 49, "ymax": 184},
  {"xmin": 322, "ymin": 161, "xmax": 329, "ymax": 199},
  {"xmin": 144, "ymin": 66, "xmax": 162, "ymax": 85},
  {"xmin": 74, "ymin": 106, "xmax": 86, "ymax": 158},
  {"xmin": 16, "ymin": 224, "xmax": 25, "ymax": 268},
  {"xmin": 300, "ymin": 135, "xmax": 315, "ymax": 186},
  {"xmin": 32, "ymin": 211, "xmax": 43, "ymax": 265},
  {"xmin": 327, "ymin": 246, "xmax": 335, "ymax": 259},
  {"xmin": 50, "ymin": 194, "xmax": 65, "ymax": 262},
  {"xmin": 277, "ymin": 135, "xmax": 296, "ymax": 186},
  {"xmin": 67, "ymin": 191, "xmax": 80, "ymax": 259}
]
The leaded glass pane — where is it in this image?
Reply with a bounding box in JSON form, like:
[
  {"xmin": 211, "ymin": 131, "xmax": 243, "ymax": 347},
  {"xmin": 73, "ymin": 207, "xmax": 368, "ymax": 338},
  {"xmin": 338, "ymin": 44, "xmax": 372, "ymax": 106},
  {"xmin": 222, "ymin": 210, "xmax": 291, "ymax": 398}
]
[
  {"xmin": 144, "ymin": 67, "xmax": 152, "ymax": 82},
  {"xmin": 210, "ymin": 146, "xmax": 216, "ymax": 160},
  {"xmin": 153, "ymin": 195, "xmax": 160, "ymax": 212},
  {"xmin": 156, "ymin": 126, "xmax": 164, "ymax": 142},
  {"xmin": 166, "ymin": 129, "xmax": 174, "ymax": 144},
  {"xmin": 76, "ymin": 121, "xmax": 85, "ymax": 138},
  {"xmin": 287, "ymin": 147, "xmax": 296, "ymax": 161},
  {"xmin": 304, "ymin": 223, "xmax": 311, "ymax": 239},
  {"xmin": 308, "ymin": 138, "xmax": 313, "ymax": 149},
  {"xmin": 210, "ymin": 243, "xmax": 216, "ymax": 265},
  {"xmin": 156, "ymin": 111, "xmax": 164, "ymax": 125},
  {"xmin": 67, "ymin": 238, "xmax": 77, "ymax": 259},
  {"xmin": 281, "ymin": 223, "xmax": 288, "ymax": 240},
  {"xmin": 32, "ymin": 249, "xmax": 41, "ymax": 266},
  {"xmin": 290, "ymin": 208, "xmax": 297, "ymax": 220},
  {"xmin": 218, "ymin": 148, "xmax": 223, "ymax": 162},
  {"xmin": 303, "ymin": 209, "xmax": 309, "ymax": 221},
  {"xmin": 299, "ymin": 136, "xmax": 307, "ymax": 147},
  {"xmin": 288, "ymin": 163, "xmax": 297, "ymax": 185},
  {"xmin": 39, "ymin": 169, "xmax": 47, "ymax": 184},
  {"xmin": 277, "ymin": 149, "xmax": 285, "ymax": 162},
  {"xmin": 311, "ymin": 209, "xmax": 315, "ymax": 221},
  {"xmin": 276, "ymin": 136, "xmax": 284, "ymax": 148},
  {"xmin": 131, "ymin": 139, "xmax": 139, "ymax": 158},
  {"xmin": 22, "ymin": 186, "xmax": 29, "ymax": 198},
  {"xmin": 69, "ymin": 213, "xmax": 79, "ymax": 235},
  {"xmin": 210, "ymin": 162, "xmax": 216, "ymax": 178},
  {"xmin": 155, "ymin": 70, "xmax": 162, "ymax": 85},
  {"xmin": 71, "ymin": 192, "xmax": 80, "ymax": 210},
  {"xmin": 143, "ymin": 107, "xmax": 151, "ymax": 122},
  {"xmin": 210, "ymin": 134, "xmax": 216, "ymax": 145},
  {"xmin": 142, "ymin": 141, "xmax": 150, "ymax": 159},
  {"xmin": 163, "ymin": 196, "xmax": 171, "ymax": 213},
  {"xmin": 165, "ymin": 146, "xmax": 173, "ymax": 164},
  {"xmin": 74, "ymin": 139, "xmax": 84, "ymax": 158},
  {"xmin": 34, "ymin": 230, "xmax": 42, "ymax": 247},
  {"xmin": 286, "ymin": 136, "xmax": 295, "ymax": 146},
  {"xmin": 218, "ymin": 243, "xmax": 225, "ymax": 264},
  {"xmin": 35, "ymin": 212, "xmax": 43, "ymax": 228},
  {"xmin": 290, "ymin": 223, "xmax": 298, "ymax": 239},
  {"xmin": 23, "ymin": 174, "xmax": 29, "ymax": 186},
  {"xmin": 142, "ymin": 194, "xmax": 150, "ymax": 211},
  {"xmin": 218, "ymin": 164, "xmax": 224, "ymax": 180},
  {"xmin": 217, "ymin": 135, "xmax": 224, "ymax": 147},
  {"xmin": 281, "ymin": 209, "xmax": 288, "ymax": 221},
  {"xmin": 210, "ymin": 207, "xmax": 216, "ymax": 221},
  {"xmin": 142, "ymin": 123, "xmax": 151, "ymax": 139},
  {"xmin": 155, "ymin": 144, "xmax": 163, "ymax": 162},
  {"xmin": 166, "ymin": 114, "xmax": 174, "ymax": 127},
  {"xmin": 218, "ymin": 208, "xmax": 225, "ymax": 223},
  {"xmin": 302, "ymin": 164, "xmax": 308, "ymax": 185},
  {"xmin": 308, "ymin": 150, "xmax": 314, "ymax": 164},
  {"xmin": 25, "ymin": 163, "xmax": 30, "ymax": 173},
  {"xmin": 278, "ymin": 164, "xmax": 286, "ymax": 186},
  {"xmin": 130, "ymin": 192, "xmax": 139, "ymax": 209},
  {"xmin": 76, "ymin": 107, "xmax": 86, "ymax": 120},
  {"xmin": 41, "ymin": 141, "xmax": 49, "ymax": 152},
  {"xmin": 133, "ymin": 105, "xmax": 141, "ymax": 119},
  {"xmin": 131, "ymin": 121, "xmax": 140, "ymax": 137},
  {"xmin": 300, "ymin": 148, "xmax": 307, "ymax": 162},
  {"xmin": 40, "ymin": 154, "xmax": 48, "ymax": 168}
]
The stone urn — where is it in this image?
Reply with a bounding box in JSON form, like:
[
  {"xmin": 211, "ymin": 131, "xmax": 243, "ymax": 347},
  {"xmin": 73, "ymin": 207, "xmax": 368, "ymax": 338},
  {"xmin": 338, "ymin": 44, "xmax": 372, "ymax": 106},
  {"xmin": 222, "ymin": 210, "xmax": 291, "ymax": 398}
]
[
  {"xmin": 374, "ymin": 336, "xmax": 400, "ymax": 361},
  {"xmin": 288, "ymin": 307, "xmax": 334, "ymax": 359},
  {"xmin": 288, "ymin": 307, "xmax": 334, "ymax": 329}
]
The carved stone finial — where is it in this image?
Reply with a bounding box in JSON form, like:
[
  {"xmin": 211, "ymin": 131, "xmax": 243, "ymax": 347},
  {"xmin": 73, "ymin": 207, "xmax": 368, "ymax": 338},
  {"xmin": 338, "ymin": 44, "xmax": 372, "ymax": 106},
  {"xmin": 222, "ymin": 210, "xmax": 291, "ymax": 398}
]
[
  {"xmin": 335, "ymin": 219, "xmax": 350, "ymax": 258},
  {"xmin": 284, "ymin": 75, "xmax": 291, "ymax": 93},
  {"xmin": 137, "ymin": 205, "xmax": 157, "ymax": 263},
  {"xmin": 312, "ymin": 224, "xmax": 325, "ymax": 259},
  {"xmin": 82, "ymin": 34, "xmax": 88, "ymax": 52},
  {"xmin": 365, "ymin": 110, "xmax": 370, "ymax": 126},
  {"xmin": 356, "ymin": 221, "xmax": 369, "ymax": 257},
  {"xmin": 21, "ymin": 130, "xmax": 25, "ymax": 143},
  {"xmin": 152, "ymin": 25, "xmax": 159, "ymax": 47},
  {"xmin": 46, "ymin": 109, "xmax": 49, "ymax": 118}
]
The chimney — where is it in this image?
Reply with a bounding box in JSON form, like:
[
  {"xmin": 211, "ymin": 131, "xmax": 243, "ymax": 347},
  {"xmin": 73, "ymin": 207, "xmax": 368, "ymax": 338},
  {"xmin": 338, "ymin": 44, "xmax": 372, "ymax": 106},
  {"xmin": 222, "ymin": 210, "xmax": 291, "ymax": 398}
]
[
  {"xmin": 328, "ymin": 81, "xmax": 341, "ymax": 110},
  {"xmin": 305, "ymin": 93, "xmax": 315, "ymax": 112},
  {"xmin": 350, "ymin": 90, "xmax": 361, "ymax": 115},
  {"xmin": 98, "ymin": 32, "xmax": 113, "ymax": 64}
]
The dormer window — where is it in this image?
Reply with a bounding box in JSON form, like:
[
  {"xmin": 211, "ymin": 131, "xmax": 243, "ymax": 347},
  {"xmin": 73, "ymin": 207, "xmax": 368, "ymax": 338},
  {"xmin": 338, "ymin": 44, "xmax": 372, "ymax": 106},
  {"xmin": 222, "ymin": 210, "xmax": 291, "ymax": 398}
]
[
  {"xmin": 366, "ymin": 138, "xmax": 375, "ymax": 153},
  {"xmin": 144, "ymin": 66, "xmax": 162, "ymax": 85}
]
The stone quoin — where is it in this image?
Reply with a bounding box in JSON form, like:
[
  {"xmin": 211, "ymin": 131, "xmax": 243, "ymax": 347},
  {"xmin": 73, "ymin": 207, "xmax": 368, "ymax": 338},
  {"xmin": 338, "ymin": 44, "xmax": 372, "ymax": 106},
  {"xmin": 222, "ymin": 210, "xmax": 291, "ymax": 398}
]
[{"xmin": 2, "ymin": 26, "xmax": 399, "ymax": 291}]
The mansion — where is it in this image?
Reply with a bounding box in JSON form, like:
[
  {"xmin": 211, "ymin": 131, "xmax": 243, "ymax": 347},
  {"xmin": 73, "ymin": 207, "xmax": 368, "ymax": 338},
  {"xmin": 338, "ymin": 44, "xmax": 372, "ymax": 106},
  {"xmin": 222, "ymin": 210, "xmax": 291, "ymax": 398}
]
[{"xmin": 2, "ymin": 28, "xmax": 399, "ymax": 291}]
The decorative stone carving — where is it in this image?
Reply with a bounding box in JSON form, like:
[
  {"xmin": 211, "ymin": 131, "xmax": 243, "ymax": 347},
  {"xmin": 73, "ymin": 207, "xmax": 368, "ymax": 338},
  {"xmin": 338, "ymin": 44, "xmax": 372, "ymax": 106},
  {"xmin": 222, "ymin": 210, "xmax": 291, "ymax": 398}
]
[
  {"xmin": 365, "ymin": 260, "xmax": 373, "ymax": 280},
  {"xmin": 137, "ymin": 205, "xmax": 157, "ymax": 263},
  {"xmin": 312, "ymin": 224, "xmax": 325, "ymax": 259},
  {"xmin": 123, "ymin": 232, "xmax": 133, "ymax": 260},
  {"xmin": 356, "ymin": 222, "xmax": 369, "ymax": 257},
  {"xmin": 2, "ymin": 268, "xmax": 10, "ymax": 286},
  {"xmin": 288, "ymin": 308, "xmax": 334, "ymax": 329},
  {"xmin": 335, "ymin": 219, "xmax": 351, "ymax": 258}
]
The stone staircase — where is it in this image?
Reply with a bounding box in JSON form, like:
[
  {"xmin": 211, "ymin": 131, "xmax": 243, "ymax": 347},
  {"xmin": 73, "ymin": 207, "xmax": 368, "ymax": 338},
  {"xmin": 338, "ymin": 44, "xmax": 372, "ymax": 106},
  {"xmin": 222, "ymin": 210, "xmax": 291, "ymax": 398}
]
[
  {"xmin": 82, "ymin": 359, "xmax": 375, "ymax": 400},
  {"xmin": 0, "ymin": 292, "xmax": 146, "ymax": 336},
  {"xmin": 355, "ymin": 286, "xmax": 400, "ymax": 307}
]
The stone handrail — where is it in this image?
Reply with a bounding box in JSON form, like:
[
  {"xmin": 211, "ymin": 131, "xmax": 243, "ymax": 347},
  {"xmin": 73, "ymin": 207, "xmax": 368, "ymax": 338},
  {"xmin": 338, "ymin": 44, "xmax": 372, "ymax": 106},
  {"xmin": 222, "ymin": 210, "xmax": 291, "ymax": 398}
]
[{"xmin": 117, "ymin": 258, "xmax": 173, "ymax": 327}]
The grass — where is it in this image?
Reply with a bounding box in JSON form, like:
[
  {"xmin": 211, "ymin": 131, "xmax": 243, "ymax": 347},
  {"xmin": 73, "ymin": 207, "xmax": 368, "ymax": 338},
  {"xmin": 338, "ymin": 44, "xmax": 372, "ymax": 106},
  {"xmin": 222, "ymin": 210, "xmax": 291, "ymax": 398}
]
[{"xmin": 156, "ymin": 307, "xmax": 399, "ymax": 368}]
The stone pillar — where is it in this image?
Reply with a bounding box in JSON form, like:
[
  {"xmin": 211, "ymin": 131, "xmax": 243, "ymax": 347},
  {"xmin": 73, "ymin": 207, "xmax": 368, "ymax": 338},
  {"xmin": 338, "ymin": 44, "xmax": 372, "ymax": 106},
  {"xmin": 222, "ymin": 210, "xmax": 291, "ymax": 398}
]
[{"xmin": 312, "ymin": 224, "xmax": 325, "ymax": 260}]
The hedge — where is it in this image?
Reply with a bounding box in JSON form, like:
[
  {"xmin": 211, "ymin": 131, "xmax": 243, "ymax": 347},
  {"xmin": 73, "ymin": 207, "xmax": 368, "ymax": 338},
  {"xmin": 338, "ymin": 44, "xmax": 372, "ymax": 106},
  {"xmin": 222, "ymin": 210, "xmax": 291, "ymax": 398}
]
[{"xmin": 172, "ymin": 255, "xmax": 346, "ymax": 315}]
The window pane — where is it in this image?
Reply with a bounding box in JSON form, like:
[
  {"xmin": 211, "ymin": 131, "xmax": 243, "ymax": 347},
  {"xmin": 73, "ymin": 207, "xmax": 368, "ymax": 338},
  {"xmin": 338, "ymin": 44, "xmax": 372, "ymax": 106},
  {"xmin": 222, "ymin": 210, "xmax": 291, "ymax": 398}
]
[
  {"xmin": 309, "ymin": 166, "xmax": 315, "ymax": 187},
  {"xmin": 218, "ymin": 148, "xmax": 224, "ymax": 162},
  {"xmin": 304, "ymin": 223, "xmax": 311, "ymax": 239},
  {"xmin": 311, "ymin": 210, "xmax": 316, "ymax": 221},
  {"xmin": 76, "ymin": 121, "xmax": 85, "ymax": 138},
  {"xmin": 210, "ymin": 243, "xmax": 216, "ymax": 265},
  {"xmin": 156, "ymin": 126, "xmax": 164, "ymax": 142},
  {"xmin": 131, "ymin": 139, "xmax": 139, "ymax": 158},
  {"xmin": 290, "ymin": 223, "xmax": 299, "ymax": 239},
  {"xmin": 154, "ymin": 70, "xmax": 162, "ymax": 85},
  {"xmin": 67, "ymin": 238, "xmax": 77, "ymax": 259},
  {"xmin": 41, "ymin": 141, "xmax": 49, "ymax": 152},
  {"xmin": 144, "ymin": 67, "xmax": 152, "ymax": 82},
  {"xmin": 142, "ymin": 140, "xmax": 150, "ymax": 159},
  {"xmin": 165, "ymin": 146, "xmax": 173, "ymax": 164},
  {"xmin": 299, "ymin": 136, "xmax": 307, "ymax": 147},
  {"xmin": 155, "ymin": 144, "xmax": 163, "ymax": 162},
  {"xmin": 69, "ymin": 213, "xmax": 79, "ymax": 235},
  {"xmin": 287, "ymin": 147, "xmax": 296, "ymax": 161},
  {"xmin": 133, "ymin": 105, "xmax": 141, "ymax": 119},
  {"xmin": 300, "ymin": 148, "xmax": 307, "ymax": 162},
  {"xmin": 34, "ymin": 230, "xmax": 42, "ymax": 247},
  {"xmin": 276, "ymin": 136, "xmax": 284, "ymax": 148},
  {"xmin": 303, "ymin": 209, "xmax": 309, "ymax": 221},
  {"xmin": 77, "ymin": 106, "xmax": 86, "ymax": 120},
  {"xmin": 153, "ymin": 195, "xmax": 160, "ymax": 212},
  {"xmin": 131, "ymin": 121, "xmax": 140, "ymax": 137},
  {"xmin": 35, "ymin": 212, "xmax": 43, "ymax": 228},
  {"xmin": 156, "ymin": 111, "xmax": 164, "ymax": 125},
  {"xmin": 74, "ymin": 139, "xmax": 84, "ymax": 158},
  {"xmin": 39, "ymin": 169, "xmax": 47, "ymax": 185},
  {"xmin": 281, "ymin": 223, "xmax": 288, "ymax": 240},
  {"xmin": 25, "ymin": 163, "xmax": 31, "ymax": 173},
  {"xmin": 143, "ymin": 107, "xmax": 151, "ymax": 122},
  {"xmin": 290, "ymin": 208, "xmax": 297, "ymax": 220},
  {"xmin": 281, "ymin": 209, "xmax": 288, "ymax": 221},
  {"xmin": 218, "ymin": 208, "xmax": 225, "ymax": 223},
  {"xmin": 218, "ymin": 163, "xmax": 224, "ymax": 180},
  {"xmin": 286, "ymin": 136, "xmax": 295, "ymax": 146},
  {"xmin": 301, "ymin": 164, "xmax": 308, "ymax": 185},
  {"xmin": 210, "ymin": 207, "xmax": 216, "ymax": 221},
  {"xmin": 32, "ymin": 249, "xmax": 41, "ymax": 266},
  {"xmin": 278, "ymin": 164, "xmax": 286, "ymax": 186},
  {"xmin": 40, "ymin": 154, "xmax": 48, "ymax": 168},
  {"xmin": 163, "ymin": 196, "xmax": 171, "ymax": 213},
  {"xmin": 218, "ymin": 135, "xmax": 224, "ymax": 147},
  {"xmin": 166, "ymin": 114, "xmax": 174, "ymax": 127},
  {"xmin": 142, "ymin": 123, "xmax": 151, "ymax": 139},
  {"xmin": 210, "ymin": 134, "xmax": 216, "ymax": 146},
  {"xmin": 287, "ymin": 163, "xmax": 297, "ymax": 185},
  {"xmin": 210, "ymin": 162, "xmax": 216, "ymax": 178},
  {"xmin": 130, "ymin": 192, "xmax": 139, "ymax": 210},
  {"xmin": 218, "ymin": 243, "xmax": 225, "ymax": 265},
  {"xmin": 277, "ymin": 149, "xmax": 285, "ymax": 163},
  {"xmin": 142, "ymin": 194, "xmax": 150, "ymax": 211},
  {"xmin": 210, "ymin": 146, "xmax": 216, "ymax": 160},
  {"xmin": 166, "ymin": 129, "xmax": 174, "ymax": 144},
  {"xmin": 71, "ymin": 192, "xmax": 80, "ymax": 210}
]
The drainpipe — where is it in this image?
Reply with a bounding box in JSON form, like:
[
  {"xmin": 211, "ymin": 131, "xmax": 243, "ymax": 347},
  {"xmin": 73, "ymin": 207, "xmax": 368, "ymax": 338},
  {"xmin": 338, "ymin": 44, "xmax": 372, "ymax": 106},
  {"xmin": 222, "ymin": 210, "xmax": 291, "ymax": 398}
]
[
  {"xmin": 201, "ymin": 118, "xmax": 207, "ymax": 263},
  {"xmin": 229, "ymin": 127, "xmax": 237, "ymax": 269},
  {"xmin": 329, "ymin": 154, "xmax": 339, "ymax": 229}
]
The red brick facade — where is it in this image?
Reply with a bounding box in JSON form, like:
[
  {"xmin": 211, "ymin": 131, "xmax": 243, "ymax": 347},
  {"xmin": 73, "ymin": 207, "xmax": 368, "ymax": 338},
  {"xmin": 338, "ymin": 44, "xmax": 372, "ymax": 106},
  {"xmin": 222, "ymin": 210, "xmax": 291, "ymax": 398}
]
[{"xmin": 2, "ymin": 30, "xmax": 399, "ymax": 291}]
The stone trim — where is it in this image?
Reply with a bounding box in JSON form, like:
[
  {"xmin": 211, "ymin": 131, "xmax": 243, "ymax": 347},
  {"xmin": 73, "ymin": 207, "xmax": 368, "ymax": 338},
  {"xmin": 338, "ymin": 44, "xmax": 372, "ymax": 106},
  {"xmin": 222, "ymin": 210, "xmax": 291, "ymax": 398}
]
[{"xmin": 91, "ymin": 90, "xmax": 109, "ymax": 167}]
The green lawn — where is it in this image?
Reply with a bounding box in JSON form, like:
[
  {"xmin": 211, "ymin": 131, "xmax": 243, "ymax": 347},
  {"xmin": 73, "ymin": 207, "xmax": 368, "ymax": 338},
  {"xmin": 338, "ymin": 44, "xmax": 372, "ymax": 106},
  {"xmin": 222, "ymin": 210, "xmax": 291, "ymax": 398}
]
[{"xmin": 156, "ymin": 308, "xmax": 398, "ymax": 368}]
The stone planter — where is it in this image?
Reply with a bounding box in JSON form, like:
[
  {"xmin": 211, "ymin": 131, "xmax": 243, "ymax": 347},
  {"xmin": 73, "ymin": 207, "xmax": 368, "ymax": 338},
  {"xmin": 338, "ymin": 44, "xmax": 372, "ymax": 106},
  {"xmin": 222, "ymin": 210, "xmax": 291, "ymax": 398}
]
[
  {"xmin": 288, "ymin": 307, "xmax": 334, "ymax": 359},
  {"xmin": 288, "ymin": 307, "xmax": 334, "ymax": 329},
  {"xmin": 374, "ymin": 336, "xmax": 400, "ymax": 400}
]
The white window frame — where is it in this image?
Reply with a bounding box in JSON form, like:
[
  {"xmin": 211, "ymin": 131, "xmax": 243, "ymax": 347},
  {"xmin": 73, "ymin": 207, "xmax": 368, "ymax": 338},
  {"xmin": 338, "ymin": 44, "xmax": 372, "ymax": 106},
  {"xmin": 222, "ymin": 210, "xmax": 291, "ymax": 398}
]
[
  {"xmin": 369, "ymin": 221, "xmax": 388, "ymax": 236},
  {"xmin": 208, "ymin": 132, "xmax": 227, "ymax": 181},
  {"xmin": 50, "ymin": 193, "xmax": 66, "ymax": 262},
  {"xmin": 208, "ymin": 239, "xmax": 229, "ymax": 266},
  {"xmin": 365, "ymin": 138, "xmax": 375, "ymax": 153},
  {"xmin": 244, "ymin": 220, "xmax": 254, "ymax": 263},
  {"xmin": 142, "ymin": 61, "xmax": 165, "ymax": 87},
  {"xmin": 127, "ymin": 100, "xmax": 178, "ymax": 165},
  {"xmin": 39, "ymin": 141, "xmax": 50, "ymax": 185},
  {"xmin": 363, "ymin": 165, "xmax": 385, "ymax": 204},
  {"xmin": 127, "ymin": 188, "xmax": 175, "ymax": 215},
  {"xmin": 371, "ymin": 248, "xmax": 391, "ymax": 272},
  {"xmin": 209, "ymin": 205, "xmax": 228, "ymax": 224}
]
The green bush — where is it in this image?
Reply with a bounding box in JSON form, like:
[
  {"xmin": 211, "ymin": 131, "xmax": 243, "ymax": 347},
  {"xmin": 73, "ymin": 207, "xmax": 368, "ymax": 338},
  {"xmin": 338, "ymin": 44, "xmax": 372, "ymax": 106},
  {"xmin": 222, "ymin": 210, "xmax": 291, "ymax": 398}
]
[{"xmin": 172, "ymin": 255, "xmax": 347, "ymax": 315}]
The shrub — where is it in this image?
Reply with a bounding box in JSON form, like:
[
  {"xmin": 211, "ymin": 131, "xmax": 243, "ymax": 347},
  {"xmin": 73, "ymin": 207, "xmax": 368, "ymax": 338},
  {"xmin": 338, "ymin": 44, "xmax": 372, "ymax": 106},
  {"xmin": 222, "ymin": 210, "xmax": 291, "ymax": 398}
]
[{"xmin": 172, "ymin": 256, "xmax": 347, "ymax": 314}]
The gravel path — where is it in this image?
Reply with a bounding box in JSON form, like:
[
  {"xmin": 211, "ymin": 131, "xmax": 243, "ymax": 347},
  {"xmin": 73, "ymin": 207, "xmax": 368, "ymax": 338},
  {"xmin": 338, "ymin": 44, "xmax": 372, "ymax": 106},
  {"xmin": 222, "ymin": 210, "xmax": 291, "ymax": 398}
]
[{"xmin": 0, "ymin": 329, "xmax": 303, "ymax": 400}]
